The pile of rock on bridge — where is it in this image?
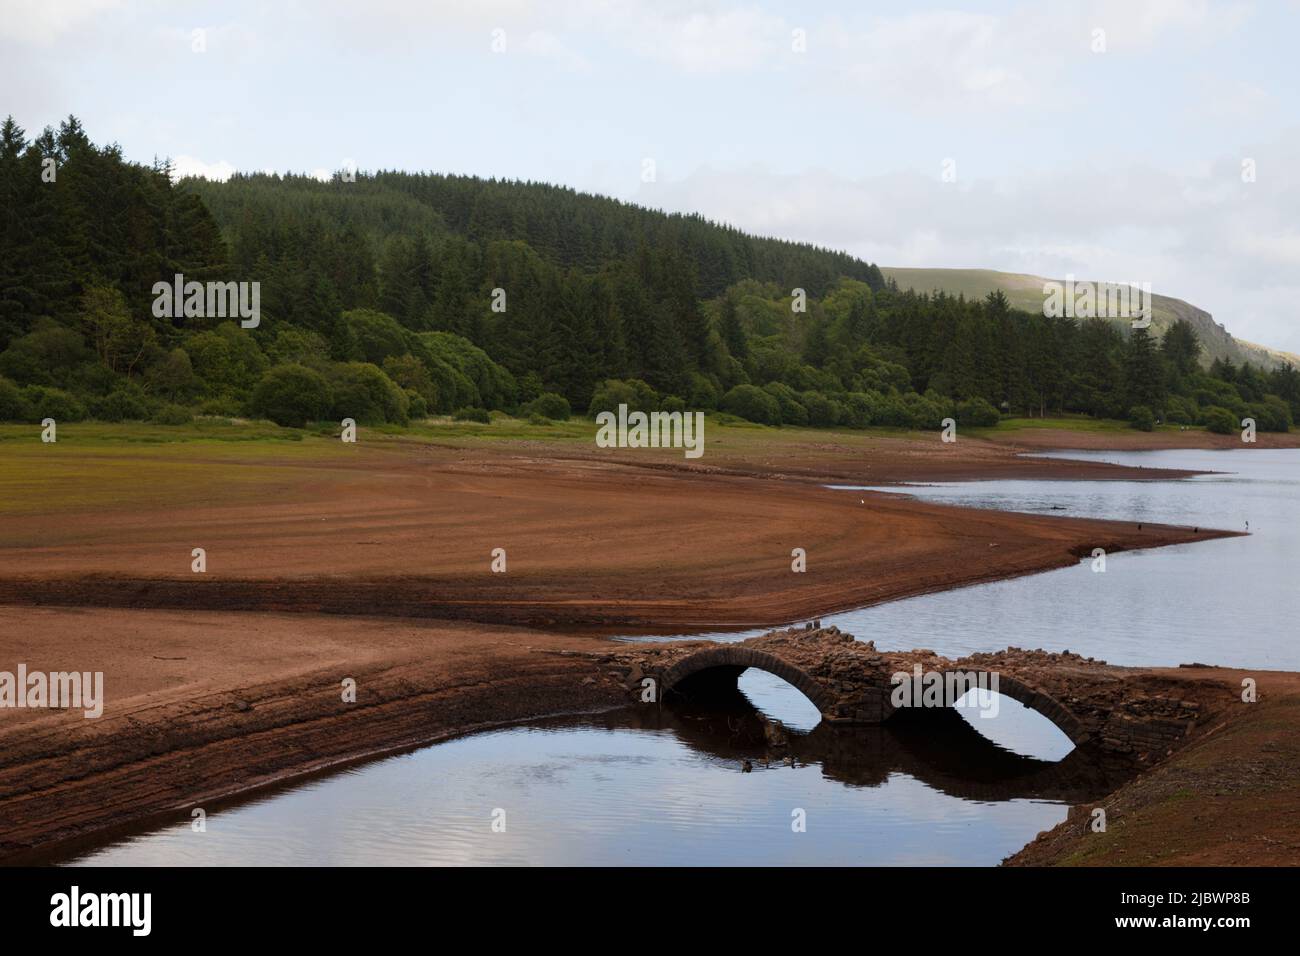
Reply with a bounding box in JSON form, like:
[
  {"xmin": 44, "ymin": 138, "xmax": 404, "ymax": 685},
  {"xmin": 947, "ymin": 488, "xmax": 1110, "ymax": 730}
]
[{"xmin": 600, "ymin": 624, "xmax": 1225, "ymax": 764}]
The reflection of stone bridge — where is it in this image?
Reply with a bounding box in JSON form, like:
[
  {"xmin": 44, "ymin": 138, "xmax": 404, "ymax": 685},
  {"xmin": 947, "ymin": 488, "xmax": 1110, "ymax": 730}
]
[
  {"xmin": 597, "ymin": 700, "xmax": 1130, "ymax": 805},
  {"xmin": 611, "ymin": 626, "xmax": 1233, "ymax": 763}
]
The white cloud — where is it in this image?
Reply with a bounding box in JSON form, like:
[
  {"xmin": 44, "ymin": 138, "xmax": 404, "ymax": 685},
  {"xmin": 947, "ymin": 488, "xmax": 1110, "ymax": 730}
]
[
  {"xmin": 1084, "ymin": 0, "xmax": 1247, "ymax": 49},
  {"xmin": 616, "ymin": 5, "xmax": 788, "ymax": 73},
  {"xmin": 518, "ymin": 29, "xmax": 591, "ymax": 71},
  {"xmin": 0, "ymin": 0, "xmax": 123, "ymax": 45},
  {"xmin": 169, "ymin": 154, "xmax": 235, "ymax": 182},
  {"xmin": 834, "ymin": 11, "xmax": 1042, "ymax": 109},
  {"xmin": 638, "ymin": 130, "xmax": 1300, "ymax": 353}
]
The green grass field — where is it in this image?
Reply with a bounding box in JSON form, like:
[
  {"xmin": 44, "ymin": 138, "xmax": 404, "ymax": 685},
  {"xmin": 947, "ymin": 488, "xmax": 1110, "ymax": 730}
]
[
  {"xmin": 0, "ymin": 420, "xmax": 351, "ymax": 516},
  {"xmin": 989, "ymin": 415, "xmax": 1191, "ymax": 434},
  {"xmin": 0, "ymin": 410, "xmax": 1203, "ymax": 452},
  {"xmin": 0, "ymin": 412, "xmax": 1215, "ymax": 518}
]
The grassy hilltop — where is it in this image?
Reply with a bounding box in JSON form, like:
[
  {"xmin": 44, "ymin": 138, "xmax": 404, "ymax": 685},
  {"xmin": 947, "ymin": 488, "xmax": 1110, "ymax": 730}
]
[{"xmin": 883, "ymin": 267, "xmax": 1300, "ymax": 371}]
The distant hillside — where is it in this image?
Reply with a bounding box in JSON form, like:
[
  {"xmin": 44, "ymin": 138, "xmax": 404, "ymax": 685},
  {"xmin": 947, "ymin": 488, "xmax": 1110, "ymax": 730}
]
[{"xmin": 882, "ymin": 267, "xmax": 1299, "ymax": 371}]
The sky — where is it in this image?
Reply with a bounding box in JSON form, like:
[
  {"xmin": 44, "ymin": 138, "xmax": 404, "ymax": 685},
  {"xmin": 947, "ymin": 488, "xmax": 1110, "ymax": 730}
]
[{"xmin": 3, "ymin": 0, "xmax": 1300, "ymax": 353}]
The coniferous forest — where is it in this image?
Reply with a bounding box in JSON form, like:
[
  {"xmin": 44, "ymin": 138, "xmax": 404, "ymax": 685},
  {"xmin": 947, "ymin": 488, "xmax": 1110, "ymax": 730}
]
[{"xmin": 2, "ymin": 117, "xmax": 1297, "ymax": 434}]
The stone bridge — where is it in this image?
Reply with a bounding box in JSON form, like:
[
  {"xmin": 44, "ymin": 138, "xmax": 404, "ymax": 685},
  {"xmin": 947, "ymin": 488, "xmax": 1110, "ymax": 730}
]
[{"xmin": 608, "ymin": 625, "xmax": 1238, "ymax": 764}]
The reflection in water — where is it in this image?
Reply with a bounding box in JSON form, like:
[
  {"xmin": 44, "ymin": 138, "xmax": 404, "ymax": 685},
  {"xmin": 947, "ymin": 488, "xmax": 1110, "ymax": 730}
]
[
  {"xmin": 664, "ymin": 674, "xmax": 1126, "ymax": 804},
  {"xmin": 56, "ymin": 672, "xmax": 1122, "ymax": 867}
]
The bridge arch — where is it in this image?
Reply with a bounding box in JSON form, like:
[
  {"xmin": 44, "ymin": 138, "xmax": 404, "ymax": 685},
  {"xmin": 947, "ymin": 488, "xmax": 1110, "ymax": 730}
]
[
  {"xmin": 931, "ymin": 669, "xmax": 1091, "ymax": 748},
  {"xmin": 657, "ymin": 649, "xmax": 1091, "ymax": 748},
  {"xmin": 660, "ymin": 646, "xmax": 835, "ymax": 712}
]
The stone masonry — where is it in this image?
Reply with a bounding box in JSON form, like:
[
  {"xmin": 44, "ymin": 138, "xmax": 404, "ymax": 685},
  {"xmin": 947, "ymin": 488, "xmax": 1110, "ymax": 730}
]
[{"xmin": 606, "ymin": 625, "xmax": 1234, "ymax": 764}]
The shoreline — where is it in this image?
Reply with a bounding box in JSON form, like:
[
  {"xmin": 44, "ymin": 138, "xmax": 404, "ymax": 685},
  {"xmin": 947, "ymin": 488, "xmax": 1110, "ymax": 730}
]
[
  {"xmin": 0, "ymin": 616, "xmax": 634, "ymax": 860},
  {"xmin": 0, "ymin": 430, "xmax": 1291, "ymax": 863},
  {"xmin": 7, "ymin": 699, "xmax": 633, "ymax": 867},
  {"xmin": 1005, "ymin": 665, "xmax": 1300, "ymax": 866},
  {"xmin": 0, "ymin": 511, "xmax": 1233, "ymax": 630}
]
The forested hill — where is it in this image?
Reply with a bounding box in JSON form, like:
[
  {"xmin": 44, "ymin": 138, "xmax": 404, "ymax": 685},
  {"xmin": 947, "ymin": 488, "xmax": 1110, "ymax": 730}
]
[
  {"xmin": 1, "ymin": 116, "xmax": 1296, "ymax": 436},
  {"xmin": 189, "ymin": 171, "xmax": 885, "ymax": 300}
]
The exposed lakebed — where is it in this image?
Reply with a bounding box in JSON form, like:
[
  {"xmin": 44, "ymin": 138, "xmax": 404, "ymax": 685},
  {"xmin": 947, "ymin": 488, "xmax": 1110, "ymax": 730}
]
[{"xmin": 59, "ymin": 448, "xmax": 1298, "ymax": 866}]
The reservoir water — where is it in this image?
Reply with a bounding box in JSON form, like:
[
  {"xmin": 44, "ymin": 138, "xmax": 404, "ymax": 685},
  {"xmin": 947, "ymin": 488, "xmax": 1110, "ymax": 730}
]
[{"xmin": 58, "ymin": 448, "xmax": 1298, "ymax": 866}]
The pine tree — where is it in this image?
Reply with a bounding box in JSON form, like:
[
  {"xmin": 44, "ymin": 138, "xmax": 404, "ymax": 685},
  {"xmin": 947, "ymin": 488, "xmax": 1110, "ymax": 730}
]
[
  {"xmin": 718, "ymin": 295, "xmax": 747, "ymax": 360},
  {"xmin": 1160, "ymin": 319, "xmax": 1201, "ymax": 395},
  {"xmin": 1123, "ymin": 325, "xmax": 1166, "ymax": 413}
]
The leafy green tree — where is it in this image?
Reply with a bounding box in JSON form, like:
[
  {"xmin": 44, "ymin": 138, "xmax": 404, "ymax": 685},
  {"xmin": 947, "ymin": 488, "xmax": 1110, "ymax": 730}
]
[
  {"xmin": 1164, "ymin": 395, "xmax": 1198, "ymax": 424},
  {"xmin": 1250, "ymin": 397, "xmax": 1292, "ymax": 432},
  {"xmin": 91, "ymin": 383, "xmax": 152, "ymax": 422},
  {"xmin": 147, "ymin": 348, "xmax": 200, "ymax": 402},
  {"xmin": 799, "ymin": 390, "xmax": 844, "ymax": 427},
  {"xmin": 957, "ymin": 397, "xmax": 1000, "ymax": 427},
  {"xmin": 722, "ymin": 384, "xmax": 781, "ymax": 424},
  {"xmin": 250, "ymin": 364, "xmax": 333, "ymax": 427},
  {"xmin": 82, "ymin": 285, "xmax": 154, "ymax": 377},
  {"xmin": 0, "ymin": 319, "xmax": 89, "ymax": 386},
  {"xmin": 0, "ymin": 375, "xmax": 27, "ymax": 420},
  {"xmin": 520, "ymin": 392, "xmax": 571, "ymax": 420},
  {"xmin": 151, "ymin": 403, "xmax": 193, "ymax": 425},
  {"xmin": 1128, "ymin": 405, "xmax": 1155, "ymax": 431},
  {"xmin": 840, "ymin": 391, "xmax": 880, "ymax": 428},
  {"xmin": 417, "ymin": 331, "xmax": 516, "ymax": 410},
  {"xmin": 21, "ymin": 385, "xmax": 86, "ymax": 422},
  {"xmin": 327, "ymin": 362, "xmax": 409, "ymax": 425},
  {"xmin": 345, "ymin": 308, "xmax": 411, "ymax": 364},
  {"xmin": 587, "ymin": 378, "xmax": 659, "ymax": 416},
  {"xmin": 267, "ymin": 328, "xmax": 330, "ymax": 366},
  {"xmin": 188, "ymin": 323, "xmax": 269, "ymax": 395},
  {"xmin": 762, "ymin": 382, "xmax": 808, "ymax": 426},
  {"xmin": 382, "ymin": 354, "xmax": 437, "ymax": 406},
  {"xmin": 687, "ymin": 372, "xmax": 720, "ymax": 409},
  {"xmin": 1202, "ymin": 406, "xmax": 1237, "ymax": 434},
  {"xmin": 404, "ymin": 389, "xmax": 429, "ymax": 420}
]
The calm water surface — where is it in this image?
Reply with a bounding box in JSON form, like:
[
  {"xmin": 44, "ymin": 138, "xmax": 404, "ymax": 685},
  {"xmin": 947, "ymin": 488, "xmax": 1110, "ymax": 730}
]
[
  {"xmin": 59, "ymin": 448, "xmax": 1297, "ymax": 866},
  {"xmin": 825, "ymin": 447, "xmax": 1299, "ymax": 670},
  {"xmin": 632, "ymin": 448, "xmax": 1300, "ymax": 670}
]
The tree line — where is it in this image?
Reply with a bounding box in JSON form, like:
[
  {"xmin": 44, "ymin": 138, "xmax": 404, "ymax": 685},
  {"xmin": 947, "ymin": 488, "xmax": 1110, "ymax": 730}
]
[{"xmin": 0, "ymin": 116, "xmax": 1294, "ymax": 434}]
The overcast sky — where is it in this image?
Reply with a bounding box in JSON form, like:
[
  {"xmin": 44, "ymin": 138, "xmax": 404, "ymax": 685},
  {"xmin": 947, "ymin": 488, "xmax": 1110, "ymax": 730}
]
[{"xmin": 4, "ymin": 0, "xmax": 1299, "ymax": 352}]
